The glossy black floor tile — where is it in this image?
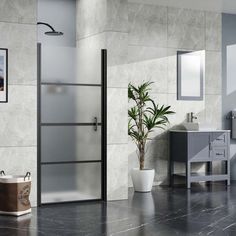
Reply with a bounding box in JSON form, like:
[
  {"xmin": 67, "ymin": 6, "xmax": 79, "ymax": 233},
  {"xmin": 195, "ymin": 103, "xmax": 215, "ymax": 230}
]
[{"xmin": 0, "ymin": 183, "xmax": 236, "ymax": 235}]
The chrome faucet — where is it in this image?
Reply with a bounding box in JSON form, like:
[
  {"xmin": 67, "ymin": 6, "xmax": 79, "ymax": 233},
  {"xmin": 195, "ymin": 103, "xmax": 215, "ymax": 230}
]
[{"xmin": 187, "ymin": 112, "xmax": 197, "ymax": 123}]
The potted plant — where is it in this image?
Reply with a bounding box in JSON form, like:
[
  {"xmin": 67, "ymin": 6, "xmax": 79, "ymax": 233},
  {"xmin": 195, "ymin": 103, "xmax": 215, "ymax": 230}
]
[{"xmin": 128, "ymin": 81, "xmax": 174, "ymax": 192}]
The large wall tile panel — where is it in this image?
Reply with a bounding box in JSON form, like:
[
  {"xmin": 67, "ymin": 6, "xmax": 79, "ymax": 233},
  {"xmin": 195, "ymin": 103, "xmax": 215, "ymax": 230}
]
[
  {"xmin": 76, "ymin": 0, "xmax": 107, "ymax": 39},
  {"xmin": 128, "ymin": 45, "xmax": 168, "ymax": 93},
  {"xmin": 107, "ymin": 64, "xmax": 128, "ymax": 88},
  {"xmin": 128, "ymin": 3, "xmax": 167, "ymax": 47},
  {"xmin": 0, "ymin": 86, "xmax": 36, "ymax": 147},
  {"xmin": 106, "ymin": 0, "xmax": 128, "ymax": 32},
  {"xmin": 167, "ymin": 7, "xmax": 205, "ymax": 27},
  {"xmin": 205, "ymin": 95, "xmax": 222, "ymax": 129},
  {"xmin": 0, "ymin": 22, "xmax": 37, "ymax": 85},
  {"xmin": 206, "ymin": 12, "xmax": 222, "ymax": 51},
  {"xmin": 106, "ymin": 0, "xmax": 129, "ymax": 200},
  {"xmin": 0, "ymin": 1, "xmax": 37, "ymax": 205},
  {"xmin": 107, "ymin": 88, "xmax": 128, "ymax": 144},
  {"xmin": 106, "ymin": 32, "xmax": 128, "ymax": 66},
  {"xmin": 107, "ymin": 144, "xmax": 128, "ymax": 200},
  {"xmin": 0, "ymin": 0, "xmax": 36, "ymax": 24},
  {"xmin": 167, "ymin": 24, "xmax": 205, "ymax": 50},
  {"xmin": 205, "ymin": 51, "xmax": 222, "ymax": 95}
]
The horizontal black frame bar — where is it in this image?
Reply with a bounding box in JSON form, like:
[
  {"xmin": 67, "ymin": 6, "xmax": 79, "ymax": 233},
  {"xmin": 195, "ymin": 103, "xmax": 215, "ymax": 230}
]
[
  {"xmin": 41, "ymin": 123, "xmax": 102, "ymax": 126},
  {"xmin": 41, "ymin": 82, "xmax": 101, "ymax": 87},
  {"xmin": 40, "ymin": 199, "xmax": 102, "ymax": 206},
  {"xmin": 41, "ymin": 160, "xmax": 102, "ymax": 165}
]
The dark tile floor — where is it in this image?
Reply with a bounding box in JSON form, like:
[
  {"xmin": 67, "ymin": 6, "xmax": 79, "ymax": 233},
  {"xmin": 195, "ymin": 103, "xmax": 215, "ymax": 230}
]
[{"xmin": 0, "ymin": 183, "xmax": 236, "ymax": 236}]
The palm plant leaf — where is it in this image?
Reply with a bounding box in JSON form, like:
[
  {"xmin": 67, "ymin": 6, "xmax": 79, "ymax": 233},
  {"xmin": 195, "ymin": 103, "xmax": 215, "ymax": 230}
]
[{"xmin": 128, "ymin": 81, "xmax": 175, "ymax": 170}]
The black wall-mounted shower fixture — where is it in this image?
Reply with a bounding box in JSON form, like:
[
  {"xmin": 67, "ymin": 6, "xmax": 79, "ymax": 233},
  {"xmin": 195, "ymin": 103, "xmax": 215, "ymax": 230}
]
[{"xmin": 37, "ymin": 22, "xmax": 63, "ymax": 36}]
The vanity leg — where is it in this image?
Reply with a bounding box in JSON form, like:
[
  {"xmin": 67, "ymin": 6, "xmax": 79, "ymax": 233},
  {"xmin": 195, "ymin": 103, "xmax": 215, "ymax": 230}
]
[
  {"xmin": 226, "ymin": 160, "xmax": 230, "ymax": 186},
  {"xmin": 186, "ymin": 162, "xmax": 191, "ymax": 189}
]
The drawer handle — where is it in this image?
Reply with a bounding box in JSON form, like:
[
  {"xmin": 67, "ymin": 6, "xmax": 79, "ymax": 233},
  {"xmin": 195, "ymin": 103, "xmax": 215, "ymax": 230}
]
[
  {"xmin": 216, "ymin": 153, "xmax": 224, "ymax": 156},
  {"xmin": 216, "ymin": 138, "xmax": 224, "ymax": 141}
]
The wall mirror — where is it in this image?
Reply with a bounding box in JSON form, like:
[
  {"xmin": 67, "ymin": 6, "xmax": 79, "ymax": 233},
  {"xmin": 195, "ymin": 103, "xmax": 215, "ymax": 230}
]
[{"xmin": 177, "ymin": 50, "xmax": 204, "ymax": 101}]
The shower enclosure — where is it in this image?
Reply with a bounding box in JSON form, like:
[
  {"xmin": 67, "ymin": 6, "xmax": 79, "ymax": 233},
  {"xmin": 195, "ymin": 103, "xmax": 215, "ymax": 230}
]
[{"xmin": 37, "ymin": 45, "xmax": 107, "ymax": 205}]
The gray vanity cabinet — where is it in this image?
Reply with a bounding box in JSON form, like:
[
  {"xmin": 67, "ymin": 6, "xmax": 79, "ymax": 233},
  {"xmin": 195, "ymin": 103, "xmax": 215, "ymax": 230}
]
[
  {"xmin": 169, "ymin": 131, "xmax": 230, "ymax": 188},
  {"xmin": 188, "ymin": 132, "xmax": 210, "ymax": 161}
]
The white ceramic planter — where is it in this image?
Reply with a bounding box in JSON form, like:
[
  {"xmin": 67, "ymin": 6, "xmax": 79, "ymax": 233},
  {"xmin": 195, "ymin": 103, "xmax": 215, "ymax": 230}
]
[{"xmin": 131, "ymin": 168, "xmax": 155, "ymax": 192}]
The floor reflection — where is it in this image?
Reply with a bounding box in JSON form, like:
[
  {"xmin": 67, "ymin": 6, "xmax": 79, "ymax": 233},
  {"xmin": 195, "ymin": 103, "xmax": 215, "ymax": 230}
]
[{"xmin": 0, "ymin": 182, "xmax": 235, "ymax": 235}]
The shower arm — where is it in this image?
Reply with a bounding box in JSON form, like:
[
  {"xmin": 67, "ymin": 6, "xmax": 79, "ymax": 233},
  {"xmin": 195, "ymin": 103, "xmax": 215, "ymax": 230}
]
[{"xmin": 37, "ymin": 22, "xmax": 56, "ymax": 32}]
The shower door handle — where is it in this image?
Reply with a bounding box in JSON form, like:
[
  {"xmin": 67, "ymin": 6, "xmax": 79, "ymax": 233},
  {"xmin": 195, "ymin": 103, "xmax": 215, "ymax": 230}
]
[{"xmin": 93, "ymin": 117, "xmax": 98, "ymax": 131}]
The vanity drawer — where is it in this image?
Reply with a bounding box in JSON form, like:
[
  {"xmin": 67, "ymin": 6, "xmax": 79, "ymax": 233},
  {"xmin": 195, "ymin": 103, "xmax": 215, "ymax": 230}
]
[
  {"xmin": 212, "ymin": 133, "xmax": 228, "ymax": 146},
  {"xmin": 212, "ymin": 147, "xmax": 228, "ymax": 160}
]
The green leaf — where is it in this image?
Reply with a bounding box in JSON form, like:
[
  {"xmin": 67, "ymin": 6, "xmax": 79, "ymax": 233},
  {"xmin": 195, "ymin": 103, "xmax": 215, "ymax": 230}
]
[{"xmin": 128, "ymin": 81, "xmax": 175, "ymax": 163}]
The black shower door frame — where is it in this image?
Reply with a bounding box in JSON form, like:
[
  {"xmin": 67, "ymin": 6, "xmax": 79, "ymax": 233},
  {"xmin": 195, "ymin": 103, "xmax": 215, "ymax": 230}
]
[{"xmin": 37, "ymin": 44, "xmax": 107, "ymax": 205}]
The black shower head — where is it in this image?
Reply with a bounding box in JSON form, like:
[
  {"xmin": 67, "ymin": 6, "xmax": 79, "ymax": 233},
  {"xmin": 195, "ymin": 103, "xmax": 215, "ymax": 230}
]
[
  {"xmin": 37, "ymin": 22, "xmax": 63, "ymax": 36},
  {"xmin": 45, "ymin": 31, "xmax": 63, "ymax": 36}
]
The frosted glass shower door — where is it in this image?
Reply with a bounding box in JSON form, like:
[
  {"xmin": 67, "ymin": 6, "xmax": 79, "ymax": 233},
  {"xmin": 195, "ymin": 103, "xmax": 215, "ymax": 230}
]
[{"xmin": 38, "ymin": 44, "xmax": 106, "ymax": 204}]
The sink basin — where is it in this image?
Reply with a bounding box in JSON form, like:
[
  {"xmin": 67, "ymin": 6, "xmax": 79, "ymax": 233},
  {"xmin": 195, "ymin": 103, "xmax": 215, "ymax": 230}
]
[
  {"xmin": 182, "ymin": 122, "xmax": 199, "ymax": 131},
  {"xmin": 182, "ymin": 122, "xmax": 216, "ymax": 131}
]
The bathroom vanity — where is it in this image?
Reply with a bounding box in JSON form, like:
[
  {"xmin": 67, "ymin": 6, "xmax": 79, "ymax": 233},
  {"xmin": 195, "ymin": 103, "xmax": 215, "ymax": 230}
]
[{"xmin": 169, "ymin": 130, "xmax": 230, "ymax": 188}]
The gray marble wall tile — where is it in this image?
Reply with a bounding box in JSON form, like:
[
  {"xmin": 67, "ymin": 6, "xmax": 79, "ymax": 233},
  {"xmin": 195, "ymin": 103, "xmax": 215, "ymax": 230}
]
[
  {"xmin": 76, "ymin": 32, "xmax": 106, "ymax": 50},
  {"xmin": 129, "ymin": 20, "xmax": 167, "ymax": 47},
  {"xmin": 168, "ymin": 24, "xmax": 205, "ymax": 50},
  {"xmin": 167, "ymin": 93, "xmax": 206, "ymax": 127},
  {"xmin": 128, "ymin": 55, "xmax": 168, "ymax": 93},
  {"xmin": 205, "ymin": 12, "xmax": 222, "ymax": 51},
  {"xmin": 0, "ymin": 147, "xmax": 37, "ymax": 206},
  {"xmin": 0, "ymin": 22, "xmax": 37, "ymax": 85},
  {"xmin": 167, "ymin": 48, "xmax": 177, "ymax": 94},
  {"xmin": 128, "ymin": 3, "xmax": 167, "ymax": 47},
  {"xmin": 205, "ymin": 51, "xmax": 221, "ymax": 95},
  {"xmin": 0, "ymin": 0, "xmax": 36, "ymax": 24},
  {"xmin": 168, "ymin": 7, "xmax": 205, "ymax": 27},
  {"xmin": 128, "ymin": 3, "xmax": 167, "ymax": 24},
  {"xmin": 0, "ymin": 86, "xmax": 37, "ymax": 147},
  {"xmin": 106, "ymin": 0, "xmax": 128, "ymax": 32},
  {"xmin": 128, "ymin": 45, "xmax": 167, "ymax": 63},
  {"xmin": 206, "ymin": 12, "xmax": 222, "ymax": 28},
  {"xmin": 107, "ymin": 88, "xmax": 128, "ymax": 144},
  {"xmin": 167, "ymin": 94, "xmax": 222, "ymax": 130},
  {"xmin": 107, "ymin": 32, "xmax": 128, "ymax": 66},
  {"xmin": 76, "ymin": 0, "xmax": 107, "ymax": 39},
  {"xmin": 128, "ymin": 47, "xmax": 168, "ymax": 94},
  {"xmin": 107, "ymin": 144, "xmax": 128, "ymax": 200},
  {"xmin": 107, "ymin": 64, "xmax": 128, "ymax": 88},
  {"xmin": 205, "ymin": 95, "xmax": 222, "ymax": 129}
]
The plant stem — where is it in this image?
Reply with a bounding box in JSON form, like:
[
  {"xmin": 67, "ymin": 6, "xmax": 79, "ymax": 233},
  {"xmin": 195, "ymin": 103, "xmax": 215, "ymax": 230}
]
[{"xmin": 139, "ymin": 144, "xmax": 145, "ymax": 170}]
